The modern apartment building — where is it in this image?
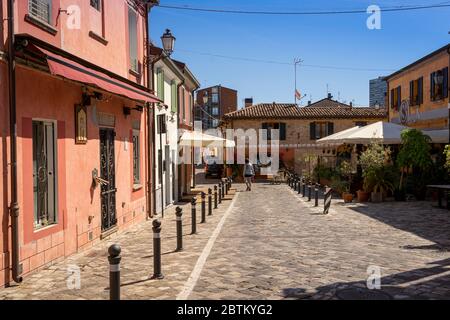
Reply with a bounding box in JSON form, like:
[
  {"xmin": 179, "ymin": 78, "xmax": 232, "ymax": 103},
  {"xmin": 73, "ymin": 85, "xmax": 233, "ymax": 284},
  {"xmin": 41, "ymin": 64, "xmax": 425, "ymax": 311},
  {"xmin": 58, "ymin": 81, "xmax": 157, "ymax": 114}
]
[
  {"xmin": 369, "ymin": 77, "xmax": 387, "ymax": 108},
  {"xmin": 195, "ymin": 85, "xmax": 238, "ymax": 130}
]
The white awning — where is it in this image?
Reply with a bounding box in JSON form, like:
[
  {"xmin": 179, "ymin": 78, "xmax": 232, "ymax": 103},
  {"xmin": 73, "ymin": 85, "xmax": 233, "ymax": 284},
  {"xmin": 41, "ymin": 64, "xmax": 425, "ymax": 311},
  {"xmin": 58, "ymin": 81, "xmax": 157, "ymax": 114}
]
[
  {"xmin": 317, "ymin": 121, "xmax": 449, "ymax": 145},
  {"xmin": 179, "ymin": 131, "xmax": 236, "ymax": 148}
]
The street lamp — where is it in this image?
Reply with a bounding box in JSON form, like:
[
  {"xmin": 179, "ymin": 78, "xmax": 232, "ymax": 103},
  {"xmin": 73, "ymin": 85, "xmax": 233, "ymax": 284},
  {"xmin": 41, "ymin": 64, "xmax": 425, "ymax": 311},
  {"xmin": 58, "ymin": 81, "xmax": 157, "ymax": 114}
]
[{"xmin": 161, "ymin": 29, "xmax": 176, "ymax": 56}]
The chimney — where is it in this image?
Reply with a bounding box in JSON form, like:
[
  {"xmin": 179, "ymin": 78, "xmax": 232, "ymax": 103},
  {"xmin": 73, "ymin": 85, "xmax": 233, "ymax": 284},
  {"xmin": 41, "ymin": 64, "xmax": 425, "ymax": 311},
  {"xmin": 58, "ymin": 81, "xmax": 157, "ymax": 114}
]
[
  {"xmin": 244, "ymin": 98, "xmax": 253, "ymax": 108},
  {"xmin": 349, "ymin": 101, "xmax": 353, "ymax": 108},
  {"xmin": 307, "ymin": 100, "xmax": 312, "ymax": 106},
  {"xmin": 272, "ymin": 102, "xmax": 276, "ymax": 109},
  {"xmin": 327, "ymin": 93, "xmax": 333, "ymax": 100}
]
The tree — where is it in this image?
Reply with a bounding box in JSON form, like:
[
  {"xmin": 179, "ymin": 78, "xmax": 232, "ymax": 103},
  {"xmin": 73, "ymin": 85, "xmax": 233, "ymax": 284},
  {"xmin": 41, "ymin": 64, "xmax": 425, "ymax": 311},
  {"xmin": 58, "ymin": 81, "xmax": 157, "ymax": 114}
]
[{"xmin": 396, "ymin": 129, "xmax": 432, "ymax": 190}]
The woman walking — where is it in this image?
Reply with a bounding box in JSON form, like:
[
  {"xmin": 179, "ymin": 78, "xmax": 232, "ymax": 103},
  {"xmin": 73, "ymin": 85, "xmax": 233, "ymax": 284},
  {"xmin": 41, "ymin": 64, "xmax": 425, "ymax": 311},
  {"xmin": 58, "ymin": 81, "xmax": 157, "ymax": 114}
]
[{"xmin": 244, "ymin": 158, "xmax": 255, "ymax": 191}]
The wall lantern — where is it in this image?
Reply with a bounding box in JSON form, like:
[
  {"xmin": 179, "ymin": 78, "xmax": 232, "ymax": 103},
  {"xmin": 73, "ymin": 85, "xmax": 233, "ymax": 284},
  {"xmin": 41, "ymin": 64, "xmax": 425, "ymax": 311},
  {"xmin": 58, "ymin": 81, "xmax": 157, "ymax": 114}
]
[{"xmin": 161, "ymin": 29, "xmax": 176, "ymax": 56}]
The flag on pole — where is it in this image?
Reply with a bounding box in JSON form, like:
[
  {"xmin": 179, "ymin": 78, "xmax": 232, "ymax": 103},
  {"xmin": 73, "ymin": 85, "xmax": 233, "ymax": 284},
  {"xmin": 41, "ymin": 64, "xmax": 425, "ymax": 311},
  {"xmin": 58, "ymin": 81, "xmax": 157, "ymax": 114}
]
[{"xmin": 295, "ymin": 89, "xmax": 302, "ymax": 100}]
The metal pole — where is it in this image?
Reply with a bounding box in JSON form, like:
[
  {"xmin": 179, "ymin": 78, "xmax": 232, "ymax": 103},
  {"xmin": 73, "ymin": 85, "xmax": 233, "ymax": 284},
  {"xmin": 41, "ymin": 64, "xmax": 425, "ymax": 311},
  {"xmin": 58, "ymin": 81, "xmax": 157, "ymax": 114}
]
[
  {"xmin": 201, "ymin": 192, "xmax": 206, "ymax": 223},
  {"xmin": 152, "ymin": 219, "xmax": 164, "ymax": 279},
  {"xmin": 108, "ymin": 244, "xmax": 121, "ymax": 300},
  {"xmin": 298, "ymin": 178, "xmax": 302, "ymax": 194},
  {"xmin": 208, "ymin": 188, "xmax": 212, "ymax": 216},
  {"xmin": 315, "ymin": 185, "xmax": 319, "ymax": 207},
  {"xmin": 175, "ymin": 207, "xmax": 183, "ymax": 251},
  {"xmin": 218, "ymin": 182, "xmax": 222, "ymax": 204},
  {"xmin": 214, "ymin": 185, "xmax": 218, "ymax": 209},
  {"xmin": 191, "ymin": 197, "xmax": 197, "ymax": 234},
  {"xmin": 308, "ymin": 184, "xmax": 312, "ymax": 202},
  {"xmin": 303, "ymin": 181, "xmax": 306, "ymax": 197},
  {"xmin": 221, "ymin": 180, "xmax": 225, "ymax": 198}
]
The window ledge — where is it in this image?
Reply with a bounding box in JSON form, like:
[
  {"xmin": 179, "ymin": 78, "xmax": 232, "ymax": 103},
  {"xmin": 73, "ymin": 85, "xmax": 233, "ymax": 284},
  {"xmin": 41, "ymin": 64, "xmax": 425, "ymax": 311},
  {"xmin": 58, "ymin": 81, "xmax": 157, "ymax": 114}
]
[
  {"xmin": 133, "ymin": 184, "xmax": 143, "ymax": 191},
  {"xmin": 89, "ymin": 31, "xmax": 108, "ymax": 45},
  {"xmin": 129, "ymin": 68, "xmax": 141, "ymax": 77},
  {"xmin": 25, "ymin": 14, "xmax": 58, "ymax": 36}
]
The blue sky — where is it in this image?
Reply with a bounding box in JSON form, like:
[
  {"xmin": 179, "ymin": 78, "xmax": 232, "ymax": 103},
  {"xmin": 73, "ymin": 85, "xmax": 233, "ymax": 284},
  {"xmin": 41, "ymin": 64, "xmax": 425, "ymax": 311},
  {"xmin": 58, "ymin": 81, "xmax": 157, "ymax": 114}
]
[{"xmin": 150, "ymin": 0, "xmax": 450, "ymax": 107}]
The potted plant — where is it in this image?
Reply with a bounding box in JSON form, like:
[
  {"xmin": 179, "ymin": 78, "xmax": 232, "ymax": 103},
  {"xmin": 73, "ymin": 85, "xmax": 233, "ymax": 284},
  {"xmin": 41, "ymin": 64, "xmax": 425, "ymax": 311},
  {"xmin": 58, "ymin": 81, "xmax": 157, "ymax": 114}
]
[
  {"xmin": 358, "ymin": 142, "xmax": 392, "ymax": 203},
  {"xmin": 337, "ymin": 160, "xmax": 354, "ymax": 203},
  {"xmin": 367, "ymin": 166, "xmax": 395, "ymax": 203}
]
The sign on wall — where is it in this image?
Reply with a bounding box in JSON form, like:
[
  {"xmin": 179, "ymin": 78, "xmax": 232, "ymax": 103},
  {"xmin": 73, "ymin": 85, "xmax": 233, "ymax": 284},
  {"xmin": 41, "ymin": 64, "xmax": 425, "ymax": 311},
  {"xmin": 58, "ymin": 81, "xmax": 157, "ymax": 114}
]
[{"xmin": 75, "ymin": 104, "xmax": 88, "ymax": 144}]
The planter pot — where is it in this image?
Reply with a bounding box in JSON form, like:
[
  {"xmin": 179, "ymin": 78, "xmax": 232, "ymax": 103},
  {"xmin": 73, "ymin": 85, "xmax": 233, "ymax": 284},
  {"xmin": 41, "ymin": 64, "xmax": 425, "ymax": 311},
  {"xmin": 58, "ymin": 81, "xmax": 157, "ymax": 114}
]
[
  {"xmin": 394, "ymin": 189, "xmax": 406, "ymax": 202},
  {"xmin": 342, "ymin": 192, "xmax": 354, "ymax": 203},
  {"xmin": 371, "ymin": 192, "xmax": 383, "ymax": 203},
  {"xmin": 357, "ymin": 190, "xmax": 370, "ymax": 203},
  {"xmin": 226, "ymin": 167, "xmax": 233, "ymax": 177}
]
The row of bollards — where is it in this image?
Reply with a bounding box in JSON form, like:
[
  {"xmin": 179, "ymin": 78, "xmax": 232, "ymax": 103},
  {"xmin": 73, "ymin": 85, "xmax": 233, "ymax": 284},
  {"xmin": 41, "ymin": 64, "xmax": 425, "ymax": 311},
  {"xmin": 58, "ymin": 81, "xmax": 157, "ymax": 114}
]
[
  {"xmin": 286, "ymin": 172, "xmax": 328, "ymax": 210},
  {"xmin": 107, "ymin": 177, "xmax": 234, "ymax": 300}
]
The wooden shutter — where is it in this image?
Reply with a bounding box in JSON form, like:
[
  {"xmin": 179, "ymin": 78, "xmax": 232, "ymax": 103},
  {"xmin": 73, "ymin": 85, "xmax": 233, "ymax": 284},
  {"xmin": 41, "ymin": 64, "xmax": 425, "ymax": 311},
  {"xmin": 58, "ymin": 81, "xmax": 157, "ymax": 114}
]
[
  {"xmin": 310, "ymin": 122, "xmax": 316, "ymax": 140},
  {"xmin": 418, "ymin": 77, "xmax": 423, "ymax": 104},
  {"xmin": 171, "ymin": 81, "xmax": 178, "ymax": 113},
  {"xmin": 157, "ymin": 69, "xmax": 164, "ymax": 101},
  {"xmin": 327, "ymin": 122, "xmax": 334, "ymax": 136},
  {"xmin": 279, "ymin": 123, "xmax": 286, "ymax": 141},
  {"xmin": 397, "ymin": 86, "xmax": 401, "ymax": 107},
  {"xmin": 430, "ymin": 72, "xmax": 435, "ymax": 101},
  {"xmin": 390, "ymin": 89, "xmax": 394, "ymax": 109},
  {"xmin": 409, "ymin": 81, "xmax": 414, "ymax": 106},
  {"xmin": 443, "ymin": 67, "xmax": 449, "ymax": 98}
]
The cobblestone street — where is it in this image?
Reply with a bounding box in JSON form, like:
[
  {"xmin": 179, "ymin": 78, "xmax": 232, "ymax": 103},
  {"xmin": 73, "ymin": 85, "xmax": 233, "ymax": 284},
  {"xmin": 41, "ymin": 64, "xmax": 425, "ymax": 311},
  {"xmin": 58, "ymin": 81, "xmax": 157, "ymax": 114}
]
[{"xmin": 2, "ymin": 182, "xmax": 450, "ymax": 300}]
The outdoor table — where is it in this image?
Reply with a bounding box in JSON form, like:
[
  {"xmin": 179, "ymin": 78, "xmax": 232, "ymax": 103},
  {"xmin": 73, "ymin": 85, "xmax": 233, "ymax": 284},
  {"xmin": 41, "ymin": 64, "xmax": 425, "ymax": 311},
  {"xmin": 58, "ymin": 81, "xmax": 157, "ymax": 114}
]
[{"xmin": 427, "ymin": 185, "xmax": 450, "ymax": 209}]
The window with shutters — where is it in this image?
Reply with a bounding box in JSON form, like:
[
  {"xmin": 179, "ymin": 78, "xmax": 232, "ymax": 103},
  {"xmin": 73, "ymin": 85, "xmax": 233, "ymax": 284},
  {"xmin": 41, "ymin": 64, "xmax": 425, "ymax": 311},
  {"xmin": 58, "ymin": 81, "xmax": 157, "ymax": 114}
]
[
  {"xmin": 156, "ymin": 69, "xmax": 165, "ymax": 101},
  {"xmin": 157, "ymin": 114, "xmax": 167, "ymax": 134},
  {"xmin": 181, "ymin": 88, "xmax": 186, "ymax": 121},
  {"xmin": 410, "ymin": 78, "xmax": 423, "ymax": 106},
  {"xmin": 261, "ymin": 123, "xmax": 286, "ymax": 141},
  {"xmin": 29, "ymin": 0, "xmax": 52, "ymax": 24},
  {"xmin": 430, "ymin": 67, "xmax": 449, "ymax": 101},
  {"xmin": 310, "ymin": 122, "xmax": 333, "ymax": 140},
  {"xmin": 132, "ymin": 131, "xmax": 140, "ymax": 185},
  {"xmin": 128, "ymin": 6, "xmax": 138, "ymax": 73},
  {"xmin": 390, "ymin": 86, "xmax": 401, "ymax": 110}
]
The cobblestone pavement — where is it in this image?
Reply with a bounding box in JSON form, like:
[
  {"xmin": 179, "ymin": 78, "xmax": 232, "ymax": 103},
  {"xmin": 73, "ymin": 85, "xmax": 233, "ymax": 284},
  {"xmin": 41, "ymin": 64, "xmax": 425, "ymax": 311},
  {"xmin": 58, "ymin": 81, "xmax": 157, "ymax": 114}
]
[
  {"xmin": 2, "ymin": 182, "xmax": 450, "ymax": 300},
  {"xmin": 188, "ymin": 184, "xmax": 450, "ymax": 300},
  {"xmin": 0, "ymin": 180, "xmax": 237, "ymax": 300}
]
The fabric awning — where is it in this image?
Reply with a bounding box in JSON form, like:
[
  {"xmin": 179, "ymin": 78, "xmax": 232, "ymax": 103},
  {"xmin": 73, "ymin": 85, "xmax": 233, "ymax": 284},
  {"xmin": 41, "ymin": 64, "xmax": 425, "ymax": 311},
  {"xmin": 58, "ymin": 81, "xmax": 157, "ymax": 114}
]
[
  {"xmin": 317, "ymin": 121, "xmax": 448, "ymax": 145},
  {"xmin": 179, "ymin": 131, "xmax": 236, "ymax": 148},
  {"xmin": 34, "ymin": 45, "xmax": 160, "ymax": 104}
]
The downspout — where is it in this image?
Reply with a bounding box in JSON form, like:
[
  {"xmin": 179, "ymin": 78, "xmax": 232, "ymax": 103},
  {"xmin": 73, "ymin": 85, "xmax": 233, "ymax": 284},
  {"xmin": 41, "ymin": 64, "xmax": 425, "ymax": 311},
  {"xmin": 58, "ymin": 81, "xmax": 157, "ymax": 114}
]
[
  {"xmin": 176, "ymin": 80, "xmax": 184, "ymax": 200},
  {"xmin": 145, "ymin": 2, "xmax": 153, "ymax": 218},
  {"xmin": 192, "ymin": 91, "xmax": 196, "ymax": 188},
  {"xmin": 7, "ymin": 0, "xmax": 23, "ymax": 284}
]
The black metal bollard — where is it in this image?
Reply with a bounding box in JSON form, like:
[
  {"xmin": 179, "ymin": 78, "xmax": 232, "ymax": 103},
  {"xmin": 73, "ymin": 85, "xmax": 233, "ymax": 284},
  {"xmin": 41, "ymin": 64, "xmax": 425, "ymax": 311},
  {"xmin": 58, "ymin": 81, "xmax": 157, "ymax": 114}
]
[
  {"xmin": 152, "ymin": 219, "xmax": 164, "ymax": 279},
  {"xmin": 218, "ymin": 182, "xmax": 222, "ymax": 204},
  {"xmin": 308, "ymin": 184, "xmax": 312, "ymax": 201},
  {"xmin": 208, "ymin": 188, "xmax": 213, "ymax": 216},
  {"xmin": 298, "ymin": 178, "xmax": 302, "ymax": 194},
  {"xmin": 108, "ymin": 244, "xmax": 121, "ymax": 300},
  {"xmin": 315, "ymin": 185, "xmax": 319, "ymax": 207},
  {"xmin": 191, "ymin": 197, "xmax": 197, "ymax": 234},
  {"xmin": 214, "ymin": 185, "xmax": 218, "ymax": 209},
  {"xmin": 221, "ymin": 181, "xmax": 226, "ymax": 198},
  {"xmin": 225, "ymin": 179, "xmax": 229, "ymax": 195},
  {"xmin": 201, "ymin": 192, "xmax": 206, "ymax": 223},
  {"xmin": 175, "ymin": 207, "xmax": 183, "ymax": 251},
  {"xmin": 302, "ymin": 181, "xmax": 306, "ymax": 197}
]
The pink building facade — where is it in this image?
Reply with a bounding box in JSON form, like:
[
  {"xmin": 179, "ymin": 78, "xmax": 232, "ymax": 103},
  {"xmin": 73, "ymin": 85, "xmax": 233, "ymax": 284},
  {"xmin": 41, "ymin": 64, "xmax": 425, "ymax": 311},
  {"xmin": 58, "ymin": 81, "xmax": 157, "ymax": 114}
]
[{"xmin": 0, "ymin": 0, "xmax": 160, "ymax": 287}]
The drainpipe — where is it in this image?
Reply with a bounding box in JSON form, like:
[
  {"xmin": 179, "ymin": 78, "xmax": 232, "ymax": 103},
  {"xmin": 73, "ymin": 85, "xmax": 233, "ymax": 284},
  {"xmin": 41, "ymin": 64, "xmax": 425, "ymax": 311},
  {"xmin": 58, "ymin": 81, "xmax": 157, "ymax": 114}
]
[
  {"xmin": 192, "ymin": 91, "xmax": 196, "ymax": 188},
  {"xmin": 176, "ymin": 80, "xmax": 185, "ymax": 200},
  {"xmin": 145, "ymin": 2, "xmax": 153, "ymax": 218},
  {"xmin": 7, "ymin": 0, "xmax": 23, "ymax": 284}
]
